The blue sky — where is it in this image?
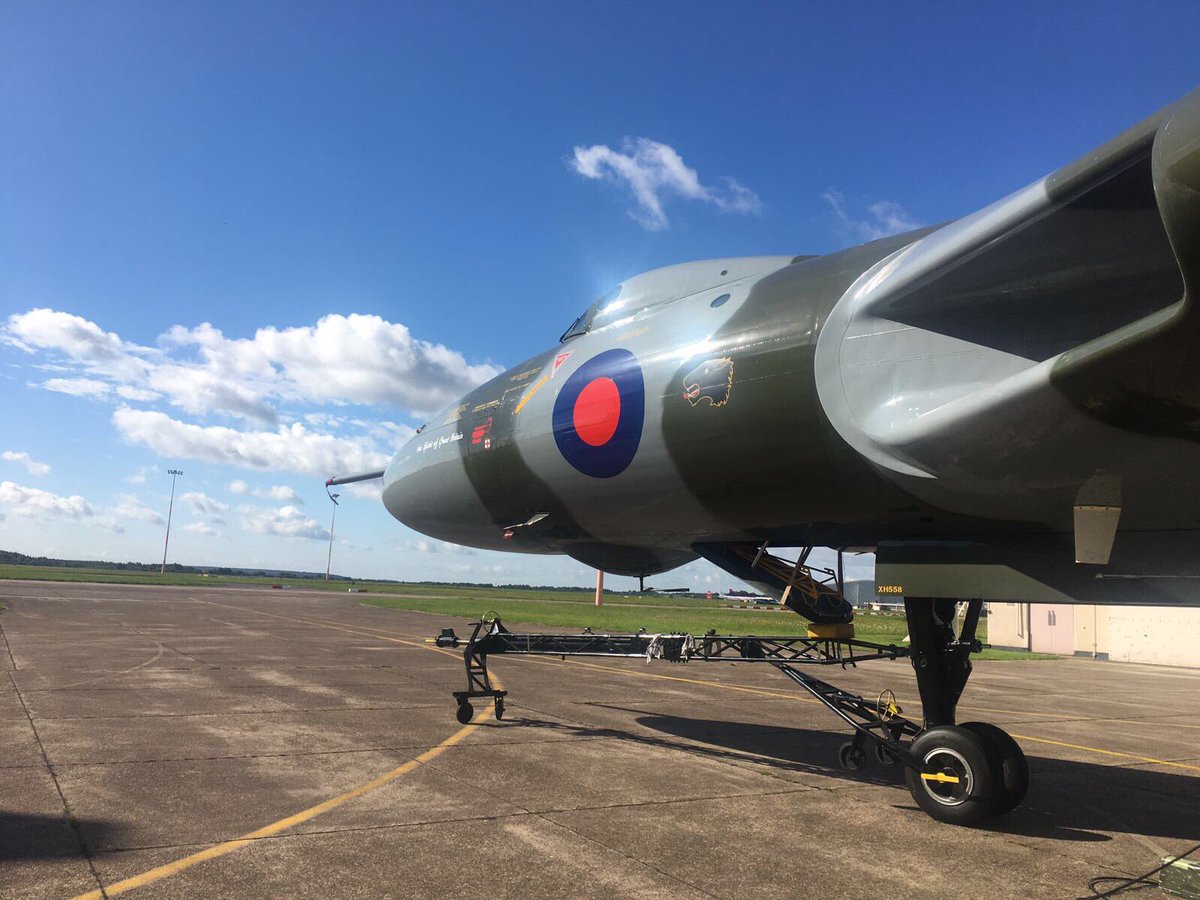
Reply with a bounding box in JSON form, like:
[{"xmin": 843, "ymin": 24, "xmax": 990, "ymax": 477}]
[{"xmin": 1, "ymin": 2, "xmax": 1197, "ymax": 588}]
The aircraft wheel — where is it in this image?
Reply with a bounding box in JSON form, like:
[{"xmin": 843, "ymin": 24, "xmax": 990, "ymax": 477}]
[
  {"xmin": 838, "ymin": 741, "xmax": 867, "ymax": 771},
  {"xmin": 455, "ymin": 701, "xmax": 474, "ymax": 725},
  {"xmin": 873, "ymin": 740, "xmax": 899, "ymax": 766},
  {"xmin": 961, "ymin": 722, "xmax": 1029, "ymax": 814},
  {"xmin": 905, "ymin": 726, "xmax": 995, "ymax": 826}
]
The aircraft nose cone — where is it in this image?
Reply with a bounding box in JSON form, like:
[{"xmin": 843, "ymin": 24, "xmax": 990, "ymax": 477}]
[{"xmin": 381, "ymin": 425, "xmax": 500, "ymax": 550}]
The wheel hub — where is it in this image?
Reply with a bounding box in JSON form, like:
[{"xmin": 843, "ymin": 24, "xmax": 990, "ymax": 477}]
[{"xmin": 920, "ymin": 747, "xmax": 974, "ymax": 806}]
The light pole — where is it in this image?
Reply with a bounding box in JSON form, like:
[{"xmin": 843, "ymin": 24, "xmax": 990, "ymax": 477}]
[
  {"xmin": 325, "ymin": 492, "xmax": 340, "ymax": 580},
  {"xmin": 161, "ymin": 468, "xmax": 183, "ymax": 575}
]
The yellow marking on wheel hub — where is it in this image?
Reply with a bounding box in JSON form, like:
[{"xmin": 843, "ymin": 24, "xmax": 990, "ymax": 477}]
[{"xmin": 920, "ymin": 771, "xmax": 961, "ymax": 784}]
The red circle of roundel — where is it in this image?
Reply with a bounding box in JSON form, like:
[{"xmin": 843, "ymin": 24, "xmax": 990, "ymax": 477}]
[
  {"xmin": 573, "ymin": 377, "xmax": 621, "ymax": 446},
  {"xmin": 553, "ymin": 349, "xmax": 644, "ymax": 478}
]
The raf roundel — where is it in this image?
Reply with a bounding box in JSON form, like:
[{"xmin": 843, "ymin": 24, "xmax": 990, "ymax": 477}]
[{"xmin": 552, "ymin": 349, "xmax": 645, "ymax": 478}]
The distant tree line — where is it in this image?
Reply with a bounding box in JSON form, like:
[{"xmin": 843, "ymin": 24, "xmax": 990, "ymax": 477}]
[
  {"xmin": 0, "ymin": 550, "xmax": 661, "ymax": 595},
  {"xmin": 0, "ymin": 549, "xmax": 196, "ymax": 573}
]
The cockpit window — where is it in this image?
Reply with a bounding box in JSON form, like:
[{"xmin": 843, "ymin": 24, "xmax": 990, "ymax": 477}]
[{"xmin": 559, "ymin": 284, "xmax": 622, "ymax": 342}]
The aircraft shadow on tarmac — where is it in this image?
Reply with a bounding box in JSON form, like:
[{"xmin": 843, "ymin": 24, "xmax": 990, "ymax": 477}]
[
  {"xmin": 0, "ymin": 811, "xmax": 130, "ymax": 861},
  {"xmin": 496, "ymin": 707, "xmax": 1200, "ymax": 844}
]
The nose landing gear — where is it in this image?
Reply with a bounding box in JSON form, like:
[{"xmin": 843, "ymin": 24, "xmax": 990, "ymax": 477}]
[{"xmin": 897, "ymin": 598, "xmax": 1029, "ymax": 825}]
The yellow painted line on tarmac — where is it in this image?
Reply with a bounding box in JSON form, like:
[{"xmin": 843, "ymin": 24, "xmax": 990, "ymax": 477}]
[
  {"xmin": 1008, "ymin": 733, "xmax": 1200, "ymax": 773},
  {"xmin": 1107, "ymin": 716, "xmax": 1200, "ymax": 732},
  {"xmin": 197, "ymin": 600, "xmax": 437, "ymax": 648},
  {"xmin": 196, "ymin": 604, "xmax": 1200, "ymax": 784},
  {"xmin": 899, "ymin": 696, "xmax": 1091, "ymax": 723},
  {"xmin": 201, "ymin": 602, "xmax": 1089, "ymax": 720},
  {"xmin": 504, "ymin": 652, "xmax": 821, "ymax": 702},
  {"xmin": 73, "ymin": 604, "xmax": 500, "ymax": 899},
  {"xmin": 199, "ymin": 603, "xmax": 813, "ymax": 703},
  {"xmin": 507, "ymin": 653, "xmax": 1088, "ymax": 722},
  {"xmin": 75, "ymin": 708, "xmax": 495, "ymax": 899},
  {"xmin": 491, "ymin": 640, "xmax": 1200, "ymax": 776}
]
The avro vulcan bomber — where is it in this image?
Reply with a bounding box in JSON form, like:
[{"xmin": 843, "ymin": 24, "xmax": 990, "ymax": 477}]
[{"xmin": 331, "ymin": 87, "xmax": 1200, "ymax": 825}]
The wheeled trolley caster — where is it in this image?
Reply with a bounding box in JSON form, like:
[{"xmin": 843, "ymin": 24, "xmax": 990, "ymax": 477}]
[{"xmin": 455, "ymin": 701, "xmax": 474, "ymax": 724}]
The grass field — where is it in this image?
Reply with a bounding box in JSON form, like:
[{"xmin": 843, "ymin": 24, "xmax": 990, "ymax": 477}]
[
  {"xmin": 0, "ymin": 563, "xmax": 1050, "ymax": 659},
  {"xmin": 358, "ymin": 593, "xmax": 1049, "ymax": 660},
  {"xmin": 0, "ymin": 564, "xmax": 409, "ymax": 591}
]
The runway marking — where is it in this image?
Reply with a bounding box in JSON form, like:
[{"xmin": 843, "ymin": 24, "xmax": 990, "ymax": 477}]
[
  {"xmin": 75, "ymin": 598, "xmax": 1198, "ymax": 896},
  {"xmin": 73, "ymin": 603, "xmax": 500, "ymax": 899},
  {"xmin": 503, "ymin": 653, "xmax": 1094, "ymax": 723},
  {"xmin": 1107, "ymin": 716, "xmax": 1200, "ymax": 732},
  {"xmin": 1007, "ymin": 733, "xmax": 1200, "ymax": 773},
  {"xmin": 172, "ymin": 605, "xmax": 1200, "ymax": 769},
  {"xmin": 505, "ymin": 653, "xmax": 820, "ymax": 702},
  {"xmin": 197, "ymin": 601, "xmax": 438, "ymax": 647},
  {"xmin": 492, "ymin": 643, "xmax": 1200, "ymax": 771}
]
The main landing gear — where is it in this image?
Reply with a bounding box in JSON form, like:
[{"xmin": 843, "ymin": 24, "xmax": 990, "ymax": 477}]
[{"xmin": 434, "ymin": 596, "xmax": 1028, "ymax": 826}]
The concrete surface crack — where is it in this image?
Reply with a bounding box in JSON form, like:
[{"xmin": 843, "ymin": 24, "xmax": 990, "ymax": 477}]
[
  {"xmin": 0, "ymin": 614, "xmax": 17, "ymax": 671},
  {"xmin": 7, "ymin": 670, "xmax": 109, "ymax": 898}
]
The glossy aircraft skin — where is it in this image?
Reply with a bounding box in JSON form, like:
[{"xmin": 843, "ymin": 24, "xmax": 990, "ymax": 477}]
[
  {"xmin": 379, "ymin": 86, "xmax": 1200, "ymax": 612},
  {"xmin": 383, "ymin": 249, "xmax": 922, "ymax": 574}
]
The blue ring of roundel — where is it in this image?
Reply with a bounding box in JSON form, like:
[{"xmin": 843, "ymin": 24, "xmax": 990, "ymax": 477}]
[{"xmin": 552, "ymin": 348, "xmax": 645, "ymax": 478}]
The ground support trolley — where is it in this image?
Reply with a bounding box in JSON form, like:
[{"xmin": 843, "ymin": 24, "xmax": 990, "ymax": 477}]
[{"xmin": 434, "ymin": 599, "xmax": 1029, "ymax": 826}]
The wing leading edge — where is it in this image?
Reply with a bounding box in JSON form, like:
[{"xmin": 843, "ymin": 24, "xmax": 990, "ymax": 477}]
[{"xmin": 816, "ymin": 87, "xmax": 1200, "ymax": 500}]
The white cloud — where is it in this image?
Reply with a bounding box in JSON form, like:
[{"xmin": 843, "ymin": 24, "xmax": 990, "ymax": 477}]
[
  {"xmin": 822, "ymin": 190, "xmax": 920, "ymax": 242},
  {"xmin": 261, "ymin": 485, "xmax": 301, "ymax": 503},
  {"xmin": 147, "ymin": 364, "xmax": 278, "ymax": 424},
  {"xmin": 304, "ymin": 412, "xmax": 345, "ymax": 429},
  {"xmin": 0, "ymin": 480, "xmax": 95, "ymax": 521},
  {"xmin": 222, "ymin": 481, "xmax": 302, "ymax": 502},
  {"xmin": 116, "ymin": 385, "xmax": 161, "ymax": 401},
  {"xmin": 162, "ymin": 314, "xmax": 500, "ymax": 417},
  {"xmin": 4, "ymin": 309, "xmax": 501, "ymax": 423},
  {"xmin": 113, "ymin": 409, "xmax": 390, "ymax": 479},
  {"xmin": 113, "ymin": 493, "xmax": 165, "ymax": 525},
  {"xmin": 362, "ymin": 420, "xmax": 415, "ymax": 450},
  {"xmin": 242, "ymin": 504, "xmax": 329, "ymax": 541},
  {"xmin": 183, "ymin": 521, "xmax": 219, "ymax": 536},
  {"xmin": 3, "ymin": 308, "xmax": 150, "ymax": 382},
  {"xmin": 180, "ymin": 491, "xmax": 230, "ymax": 516},
  {"xmin": 341, "ymin": 480, "xmax": 382, "ymax": 501},
  {"xmin": 570, "ymin": 137, "xmax": 762, "ymax": 230},
  {"xmin": 2, "ymin": 450, "xmax": 50, "ymax": 476},
  {"xmin": 41, "ymin": 377, "xmax": 110, "ymax": 397},
  {"xmin": 406, "ymin": 537, "xmax": 474, "ymax": 555},
  {"xmin": 126, "ymin": 465, "xmax": 155, "ymax": 484}
]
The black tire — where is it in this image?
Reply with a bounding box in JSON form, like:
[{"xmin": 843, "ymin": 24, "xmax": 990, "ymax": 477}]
[
  {"xmin": 961, "ymin": 722, "xmax": 1029, "ymax": 815},
  {"xmin": 838, "ymin": 741, "xmax": 867, "ymax": 771},
  {"xmin": 495, "ymin": 699, "xmax": 505, "ymax": 720},
  {"xmin": 905, "ymin": 725, "xmax": 996, "ymax": 826},
  {"xmin": 455, "ymin": 701, "xmax": 474, "ymax": 725}
]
